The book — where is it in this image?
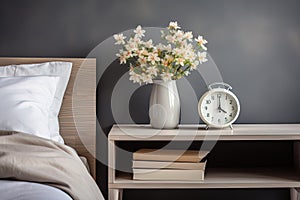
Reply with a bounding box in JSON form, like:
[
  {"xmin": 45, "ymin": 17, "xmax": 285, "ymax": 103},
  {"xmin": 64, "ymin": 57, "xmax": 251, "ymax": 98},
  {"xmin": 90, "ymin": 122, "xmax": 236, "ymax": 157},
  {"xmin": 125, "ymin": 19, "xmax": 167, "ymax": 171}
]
[
  {"xmin": 133, "ymin": 168, "xmax": 205, "ymax": 181},
  {"xmin": 133, "ymin": 160, "xmax": 207, "ymax": 170},
  {"xmin": 133, "ymin": 149, "xmax": 209, "ymax": 163}
]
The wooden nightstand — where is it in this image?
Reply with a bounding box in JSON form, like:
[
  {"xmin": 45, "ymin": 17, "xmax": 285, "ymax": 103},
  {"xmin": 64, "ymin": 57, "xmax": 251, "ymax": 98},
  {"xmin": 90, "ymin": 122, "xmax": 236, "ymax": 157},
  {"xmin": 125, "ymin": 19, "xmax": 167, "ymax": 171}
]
[{"xmin": 108, "ymin": 124, "xmax": 300, "ymax": 200}]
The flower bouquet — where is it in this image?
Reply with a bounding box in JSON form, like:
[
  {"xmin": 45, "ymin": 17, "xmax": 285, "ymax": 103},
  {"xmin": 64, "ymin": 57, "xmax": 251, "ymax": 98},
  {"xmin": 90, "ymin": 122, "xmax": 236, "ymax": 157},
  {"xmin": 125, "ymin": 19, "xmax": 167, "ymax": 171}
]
[{"xmin": 114, "ymin": 21, "xmax": 208, "ymax": 84}]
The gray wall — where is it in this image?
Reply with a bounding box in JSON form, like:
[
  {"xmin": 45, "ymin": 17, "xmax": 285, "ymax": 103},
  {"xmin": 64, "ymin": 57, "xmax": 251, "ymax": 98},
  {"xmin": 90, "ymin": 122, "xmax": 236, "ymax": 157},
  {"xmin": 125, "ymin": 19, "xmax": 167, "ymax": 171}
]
[{"xmin": 1, "ymin": 0, "xmax": 300, "ymax": 199}]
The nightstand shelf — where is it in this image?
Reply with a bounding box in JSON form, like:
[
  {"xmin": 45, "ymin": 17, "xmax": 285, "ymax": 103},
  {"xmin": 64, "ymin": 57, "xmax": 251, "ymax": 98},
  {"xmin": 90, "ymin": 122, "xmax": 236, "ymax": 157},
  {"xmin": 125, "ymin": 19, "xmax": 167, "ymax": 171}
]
[
  {"xmin": 108, "ymin": 124, "xmax": 300, "ymax": 200},
  {"xmin": 111, "ymin": 168, "xmax": 300, "ymax": 189}
]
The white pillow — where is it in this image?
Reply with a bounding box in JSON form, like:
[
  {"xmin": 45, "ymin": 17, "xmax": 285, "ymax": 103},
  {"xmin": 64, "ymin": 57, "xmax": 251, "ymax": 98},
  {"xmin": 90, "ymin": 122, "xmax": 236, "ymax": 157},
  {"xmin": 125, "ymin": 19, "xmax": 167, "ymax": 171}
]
[
  {"xmin": 0, "ymin": 65, "xmax": 15, "ymax": 76},
  {"xmin": 0, "ymin": 62, "xmax": 72, "ymax": 143},
  {"xmin": 0, "ymin": 76, "xmax": 59, "ymax": 139}
]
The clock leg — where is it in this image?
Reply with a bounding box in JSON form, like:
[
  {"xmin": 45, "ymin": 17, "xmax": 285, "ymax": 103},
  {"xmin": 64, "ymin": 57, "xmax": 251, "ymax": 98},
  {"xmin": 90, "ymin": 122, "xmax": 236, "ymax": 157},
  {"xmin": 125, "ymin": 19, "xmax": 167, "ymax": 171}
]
[
  {"xmin": 205, "ymin": 125, "xmax": 209, "ymax": 130},
  {"xmin": 229, "ymin": 124, "xmax": 233, "ymax": 130}
]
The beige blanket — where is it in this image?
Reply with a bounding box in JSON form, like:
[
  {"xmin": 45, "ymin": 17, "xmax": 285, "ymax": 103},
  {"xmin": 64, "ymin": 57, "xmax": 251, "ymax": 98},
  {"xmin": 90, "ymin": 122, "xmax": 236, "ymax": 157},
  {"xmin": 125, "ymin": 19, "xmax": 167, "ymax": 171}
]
[{"xmin": 0, "ymin": 132, "xmax": 103, "ymax": 200}]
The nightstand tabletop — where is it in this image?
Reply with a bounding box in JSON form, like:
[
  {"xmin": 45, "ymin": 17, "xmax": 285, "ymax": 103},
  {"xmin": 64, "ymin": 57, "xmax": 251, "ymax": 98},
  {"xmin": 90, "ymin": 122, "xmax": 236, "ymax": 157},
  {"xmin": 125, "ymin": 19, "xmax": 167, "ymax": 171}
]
[{"xmin": 108, "ymin": 124, "xmax": 300, "ymax": 141}]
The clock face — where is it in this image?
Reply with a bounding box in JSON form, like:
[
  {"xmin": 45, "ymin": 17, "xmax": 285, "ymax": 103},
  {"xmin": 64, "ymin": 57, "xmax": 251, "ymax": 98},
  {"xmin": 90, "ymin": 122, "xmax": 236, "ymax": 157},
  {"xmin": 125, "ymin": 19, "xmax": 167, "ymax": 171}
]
[{"xmin": 198, "ymin": 89, "xmax": 240, "ymax": 127}]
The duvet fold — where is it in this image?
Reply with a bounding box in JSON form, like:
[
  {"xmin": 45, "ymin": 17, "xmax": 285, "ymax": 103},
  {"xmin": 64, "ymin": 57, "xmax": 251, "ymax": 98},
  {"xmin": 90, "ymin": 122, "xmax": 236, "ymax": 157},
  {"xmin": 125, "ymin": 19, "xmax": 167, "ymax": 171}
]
[{"xmin": 0, "ymin": 131, "xmax": 103, "ymax": 200}]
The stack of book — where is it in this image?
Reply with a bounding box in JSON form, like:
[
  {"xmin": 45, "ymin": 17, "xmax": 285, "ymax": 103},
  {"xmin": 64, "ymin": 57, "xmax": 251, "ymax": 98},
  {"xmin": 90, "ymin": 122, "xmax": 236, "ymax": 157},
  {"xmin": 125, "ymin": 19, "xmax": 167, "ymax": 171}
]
[{"xmin": 132, "ymin": 149, "xmax": 209, "ymax": 181}]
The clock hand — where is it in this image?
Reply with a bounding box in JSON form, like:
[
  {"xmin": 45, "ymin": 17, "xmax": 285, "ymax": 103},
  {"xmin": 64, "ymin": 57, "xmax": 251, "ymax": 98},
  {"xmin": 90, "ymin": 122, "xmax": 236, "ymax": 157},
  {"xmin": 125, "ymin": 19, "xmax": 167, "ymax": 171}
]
[
  {"xmin": 218, "ymin": 95, "xmax": 221, "ymax": 109},
  {"xmin": 217, "ymin": 95, "xmax": 227, "ymax": 113},
  {"xmin": 219, "ymin": 108, "xmax": 227, "ymax": 113}
]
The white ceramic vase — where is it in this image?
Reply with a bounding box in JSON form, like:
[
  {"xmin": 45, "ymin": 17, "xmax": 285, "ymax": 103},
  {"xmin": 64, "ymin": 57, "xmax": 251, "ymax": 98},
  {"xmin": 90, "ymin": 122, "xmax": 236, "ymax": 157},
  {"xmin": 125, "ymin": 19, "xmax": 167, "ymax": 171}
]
[{"xmin": 149, "ymin": 80, "xmax": 180, "ymax": 129}]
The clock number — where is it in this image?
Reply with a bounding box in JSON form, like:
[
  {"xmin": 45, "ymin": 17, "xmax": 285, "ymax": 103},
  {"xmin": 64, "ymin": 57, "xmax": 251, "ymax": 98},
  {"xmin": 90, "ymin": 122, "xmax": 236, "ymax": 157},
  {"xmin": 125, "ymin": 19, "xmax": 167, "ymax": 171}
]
[
  {"xmin": 211, "ymin": 117, "xmax": 214, "ymax": 121},
  {"xmin": 207, "ymin": 113, "xmax": 210, "ymax": 117},
  {"xmin": 211, "ymin": 95, "xmax": 215, "ymax": 100},
  {"xmin": 204, "ymin": 106, "xmax": 208, "ymax": 110},
  {"xmin": 229, "ymin": 100, "xmax": 233, "ymax": 104},
  {"xmin": 218, "ymin": 119, "xmax": 221, "ymax": 124},
  {"xmin": 232, "ymin": 106, "xmax": 235, "ymax": 110},
  {"xmin": 229, "ymin": 113, "xmax": 233, "ymax": 117},
  {"xmin": 206, "ymin": 100, "xmax": 211, "ymax": 104},
  {"xmin": 225, "ymin": 95, "xmax": 228, "ymax": 100},
  {"xmin": 217, "ymin": 94, "xmax": 221, "ymax": 98},
  {"xmin": 225, "ymin": 117, "xmax": 228, "ymax": 122}
]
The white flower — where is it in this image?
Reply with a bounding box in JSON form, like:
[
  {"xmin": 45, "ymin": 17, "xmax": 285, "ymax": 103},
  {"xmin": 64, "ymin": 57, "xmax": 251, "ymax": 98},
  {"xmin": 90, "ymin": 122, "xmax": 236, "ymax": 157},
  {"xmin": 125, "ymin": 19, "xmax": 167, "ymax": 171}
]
[
  {"xmin": 165, "ymin": 54, "xmax": 174, "ymax": 62},
  {"xmin": 174, "ymin": 30, "xmax": 185, "ymax": 42},
  {"xmin": 165, "ymin": 35, "xmax": 176, "ymax": 43},
  {"xmin": 136, "ymin": 48, "xmax": 148, "ymax": 57},
  {"xmin": 172, "ymin": 47, "xmax": 185, "ymax": 57},
  {"xmin": 176, "ymin": 57, "xmax": 185, "ymax": 66},
  {"xmin": 146, "ymin": 66, "xmax": 158, "ymax": 76},
  {"xmin": 134, "ymin": 25, "xmax": 146, "ymax": 38},
  {"xmin": 119, "ymin": 55, "xmax": 126, "ymax": 64},
  {"xmin": 125, "ymin": 42, "xmax": 137, "ymax": 52},
  {"xmin": 183, "ymin": 48, "xmax": 196, "ymax": 61},
  {"xmin": 162, "ymin": 58, "xmax": 169, "ymax": 67},
  {"xmin": 178, "ymin": 39, "xmax": 188, "ymax": 48},
  {"xmin": 114, "ymin": 33, "xmax": 126, "ymax": 45},
  {"xmin": 184, "ymin": 43, "xmax": 194, "ymax": 51},
  {"xmin": 138, "ymin": 57, "xmax": 148, "ymax": 66},
  {"xmin": 148, "ymin": 53, "xmax": 160, "ymax": 65},
  {"xmin": 116, "ymin": 50, "xmax": 127, "ymax": 64},
  {"xmin": 152, "ymin": 47, "xmax": 158, "ymax": 54},
  {"xmin": 161, "ymin": 72, "xmax": 173, "ymax": 82},
  {"xmin": 168, "ymin": 21, "xmax": 181, "ymax": 30},
  {"xmin": 195, "ymin": 35, "xmax": 208, "ymax": 45},
  {"xmin": 133, "ymin": 35, "xmax": 142, "ymax": 44},
  {"xmin": 195, "ymin": 36, "xmax": 208, "ymax": 50},
  {"xmin": 165, "ymin": 44, "xmax": 172, "ymax": 52},
  {"xmin": 144, "ymin": 39, "xmax": 153, "ymax": 49},
  {"xmin": 124, "ymin": 50, "xmax": 134, "ymax": 59},
  {"xmin": 180, "ymin": 48, "xmax": 189, "ymax": 58},
  {"xmin": 198, "ymin": 52, "xmax": 208, "ymax": 64},
  {"xmin": 140, "ymin": 73, "xmax": 153, "ymax": 84},
  {"xmin": 184, "ymin": 71, "xmax": 191, "ymax": 76},
  {"xmin": 157, "ymin": 43, "xmax": 172, "ymax": 52},
  {"xmin": 184, "ymin": 31, "xmax": 193, "ymax": 41},
  {"xmin": 190, "ymin": 60, "xmax": 199, "ymax": 70},
  {"xmin": 156, "ymin": 43, "xmax": 165, "ymax": 51},
  {"xmin": 129, "ymin": 70, "xmax": 141, "ymax": 84}
]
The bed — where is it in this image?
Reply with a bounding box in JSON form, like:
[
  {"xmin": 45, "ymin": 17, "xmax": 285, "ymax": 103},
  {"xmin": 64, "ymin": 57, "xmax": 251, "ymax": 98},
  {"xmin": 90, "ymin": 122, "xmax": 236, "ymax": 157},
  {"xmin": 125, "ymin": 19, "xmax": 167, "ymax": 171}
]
[{"xmin": 0, "ymin": 57, "xmax": 102, "ymax": 200}]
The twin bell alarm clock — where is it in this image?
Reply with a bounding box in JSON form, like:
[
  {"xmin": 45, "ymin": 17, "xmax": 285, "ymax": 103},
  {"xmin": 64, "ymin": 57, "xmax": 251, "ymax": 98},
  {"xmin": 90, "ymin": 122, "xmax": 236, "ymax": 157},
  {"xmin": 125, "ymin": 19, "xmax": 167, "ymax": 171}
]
[{"xmin": 198, "ymin": 82, "xmax": 240, "ymax": 129}]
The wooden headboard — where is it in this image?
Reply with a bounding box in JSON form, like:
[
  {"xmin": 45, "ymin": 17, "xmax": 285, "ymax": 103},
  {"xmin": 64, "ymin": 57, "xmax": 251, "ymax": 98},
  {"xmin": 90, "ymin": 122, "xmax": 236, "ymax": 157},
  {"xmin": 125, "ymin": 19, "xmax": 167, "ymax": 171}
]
[{"xmin": 0, "ymin": 57, "xmax": 96, "ymax": 179}]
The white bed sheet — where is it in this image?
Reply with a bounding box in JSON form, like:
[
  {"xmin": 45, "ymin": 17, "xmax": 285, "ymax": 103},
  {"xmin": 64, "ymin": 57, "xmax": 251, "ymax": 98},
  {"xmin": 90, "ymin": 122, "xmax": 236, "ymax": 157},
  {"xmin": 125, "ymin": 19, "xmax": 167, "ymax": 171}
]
[{"xmin": 0, "ymin": 180, "xmax": 72, "ymax": 200}]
